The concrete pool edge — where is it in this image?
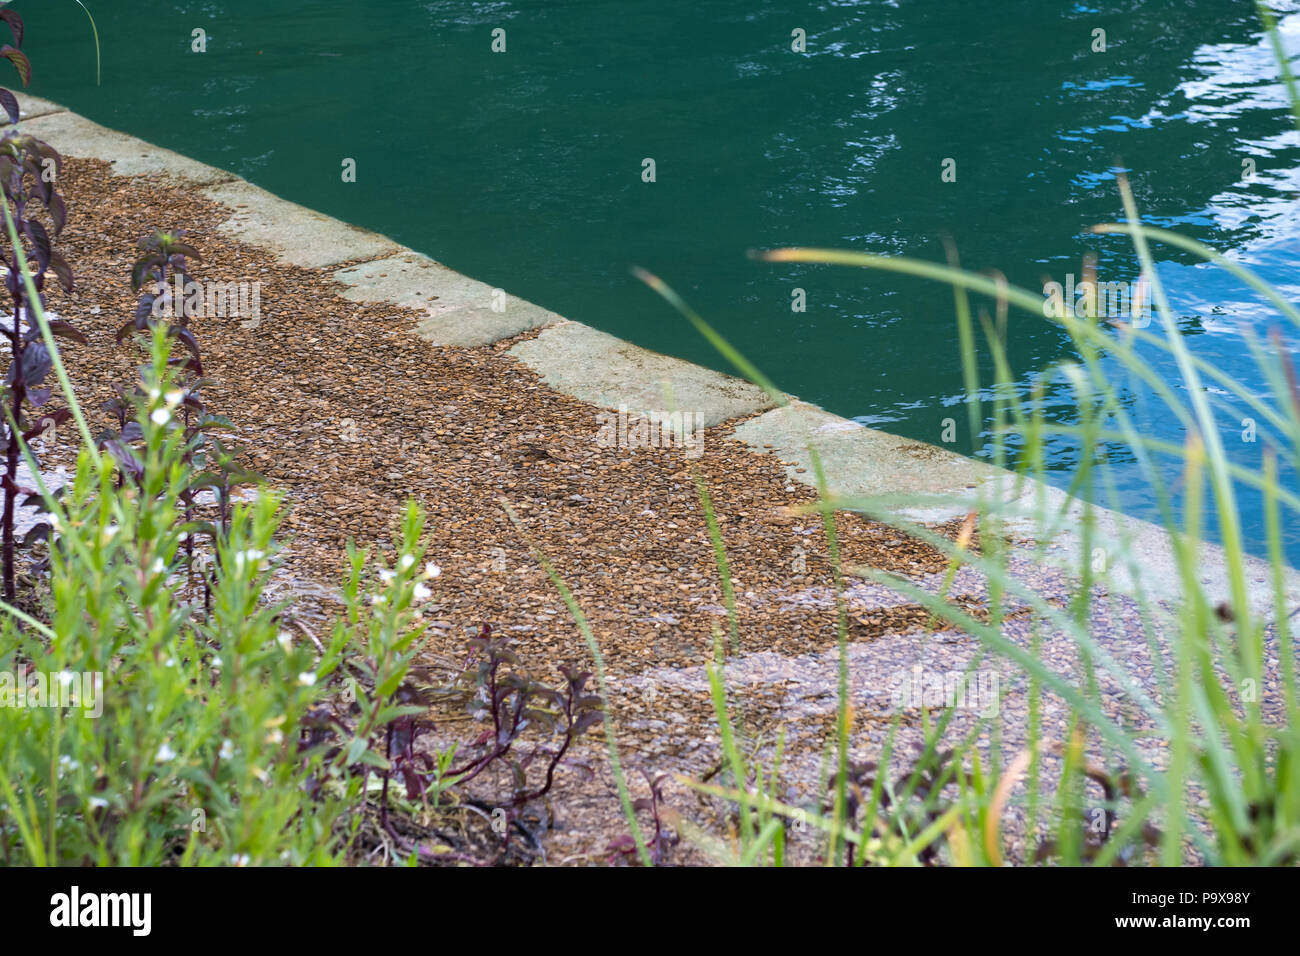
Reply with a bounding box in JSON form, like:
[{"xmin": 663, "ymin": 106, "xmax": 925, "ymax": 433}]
[{"xmin": 16, "ymin": 93, "xmax": 1299, "ymax": 616}]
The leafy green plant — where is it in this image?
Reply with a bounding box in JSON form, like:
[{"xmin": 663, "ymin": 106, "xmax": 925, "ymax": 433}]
[{"xmin": 0, "ymin": 330, "xmax": 351, "ymax": 864}]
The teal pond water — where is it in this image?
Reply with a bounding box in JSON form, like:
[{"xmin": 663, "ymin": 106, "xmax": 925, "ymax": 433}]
[{"xmin": 22, "ymin": 0, "xmax": 1300, "ymax": 562}]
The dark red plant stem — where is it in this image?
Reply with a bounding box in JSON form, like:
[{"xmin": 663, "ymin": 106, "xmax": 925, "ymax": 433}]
[
  {"xmin": 2, "ymin": 269, "xmax": 25, "ymax": 603},
  {"xmin": 445, "ymin": 655, "xmax": 508, "ymax": 780},
  {"xmin": 513, "ymin": 690, "xmax": 576, "ymax": 805}
]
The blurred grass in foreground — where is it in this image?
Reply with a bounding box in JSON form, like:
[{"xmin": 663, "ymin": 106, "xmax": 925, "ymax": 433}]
[{"xmin": 579, "ymin": 3, "xmax": 1300, "ymax": 866}]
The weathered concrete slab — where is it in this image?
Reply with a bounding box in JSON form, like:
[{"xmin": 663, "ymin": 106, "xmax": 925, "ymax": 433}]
[
  {"xmin": 510, "ymin": 320, "xmax": 774, "ymax": 428},
  {"xmin": 4, "ymin": 93, "xmax": 66, "ymax": 127},
  {"xmin": 732, "ymin": 400, "xmax": 992, "ymax": 505},
  {"xmin": 19, "ymin": 110, "xmax": 237, "ymax": 185},
  {"xmin": 333, "ymin": 251, "xmax": 561, "ymax": 346},
  {"xmin": 201, "ymin": 180, "xmax": 399, "ymax": 270}
]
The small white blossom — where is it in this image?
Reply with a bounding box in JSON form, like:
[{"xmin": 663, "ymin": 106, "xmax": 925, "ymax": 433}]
[
  {"xmin": 413, "ymin": 583, "xmax": 432, "ymax": 602},
  {"xmin": 378, "ymin": 569, "xmax": 396, "ymax": 584},
  {"xmin": 297, "ymin": 671, "xmax": 317, "ymax": 687},
  {"xmin": 423, "ymin": 562, "xmax": 442, "ymax": 579},
  {"xmin": 233, "ymin": 549, "xmax": 265, "ymax": 570},
  {"xmin": 231, "ymin": 853, "xmax": 251, "ymax": 867},
  {"xmin": 150, "ymin": 408, "xmax": 171, "ymax": 426},
  {"xmin": 155, "ymin": 742, "xmax": 177, "ymax": 762},
  {"xmin": 399, "ymin": 554, "xmax": 415, "ymax": 570},
  {"xmin": 89, "ymin": 796, "xmax": 108, "ymax": 809},
  {"xmin": 276, "ymin": 631, "xmax": 293, "ymax": 653},
  {"xmin": 219, "ymin": 739, "xmax": 235, "ymax": 760}
]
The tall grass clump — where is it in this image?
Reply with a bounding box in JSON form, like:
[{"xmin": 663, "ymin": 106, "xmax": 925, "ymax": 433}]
[{"xmin": 629, "ymin": 213, "xmax": 1300, "ymax": 863}]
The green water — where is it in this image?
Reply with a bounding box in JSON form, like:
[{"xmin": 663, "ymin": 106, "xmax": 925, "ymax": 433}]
[{"xmin": 20, "ymin": 1, "xmax": 1300, "ymax": 557}]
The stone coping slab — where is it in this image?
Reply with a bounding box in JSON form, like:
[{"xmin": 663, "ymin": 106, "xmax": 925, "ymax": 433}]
[
  {"xmin": 509, "ymin": 320, "xmax": 775, "ymax": 430},
  {"xmin": 200, "ymin": 180, "xmax": 400, "ymax": 271},
  {"xmin": 731, "ymin": 401, "xmax": 993, "ymax": 502},
  {"xmin": 20, "ymin": 109, "xmax": 238, "ymax": 186},
  {"xmin": 334, "ymin": 251, "xmax": 561, "ymax": 346}
]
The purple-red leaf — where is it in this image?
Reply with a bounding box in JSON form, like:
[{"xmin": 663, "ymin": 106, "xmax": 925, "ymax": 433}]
[
  {"xmin": 47, "ymin": 193, "xmax": 66, "ymax": 236},
  {"xmin": 1, "ymin": 45, "xmax": 30, "ymax": 87},
  {"xmin": 0, "ymin": 87, "xmax": 16, "ymax": 125},
  {"xmin": 47, "ymin": 250, "xmax": 72, "ymax": 292},
  {"xmin": 23, "ymin": 408, "xmax": 69, "ymax": 441},
  {"xmin": 26, "ymin": 320, "xmax": 85, "ymax": 346},
  {"xmin": 0, "ymin": 10, "xmax": 23, "ymax": 49},
  {"xmin": 570, "ymin": 711, "xmax": 604, "ymax": 736},
  {"xmin": 25, "ymin": 218, "xmax": 48, "ymax": 273},
  {"xmin": 101, "ymin": 438, "xmax": 144, "ymax": 480}
]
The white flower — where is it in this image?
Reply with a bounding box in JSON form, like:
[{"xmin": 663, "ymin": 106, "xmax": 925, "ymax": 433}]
[
  {"xmin": 219, "ymin": 739, "xmax": 235, "ymax": 760},
  {"xmin": 297, "ymin": 671, "xmax": 316, "ymax": 687},
  {"xmin": 89, "ymin": 796, "xmax": 108, "ymax": 809},
  {"xmin": 164, "ymin": 388, "xmax": 184, "ymax": 408},
  {"xmin": 57, "ymin": 671, "xmax": 76, "ymax": 688},
  {"xmin": 151, "ymin": 558, "xmax": 166, "ymax": 574},
  {"xmin": 150, "ymin": 408, "xmax": 170, "ymax": 427},
  {"xmin": 155, "ymin": 743, "xmax": 177, "ymax": 762},
  {"xmin": 265, "ymin": 729, "xmax": 284, "ymax": 746},
  {"xmin": 413, "ymin": 583, "xmax": 432, "ymax": 602},
  {"xmin": 399, "ymin": 554, "xmax": 415, "ymax": 570},
  {"xmin": 59, "ymin": 755, "xmax": 78, "ymax": 770},
  {"xmin": 164, "ymin": 657, "xmax": 177, "ymax": 668},
  {"xmin": 370, "ymin": 594, "xmax": 385, "ymax": 606},
  {"xmin": 231, "ymin": 853, "xmax": 251, "ymax": 867},
  {"xmin": 276, "ymin": 631, "xmax": 293, "ymax": 653},
  {"xmin": 101, "ymin": 524, "xmax": 119, "ymax": 542},
  {"xmin": 423, "ymin": 562, "xmax": 442, "ymax": 579},
  {"xmin": 233, "ymin": 549, "xmax": 265, "ymax": 571},
  {"xmin": 378, "ymin": 569, "xmax": 396, "ymax": 584}
]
